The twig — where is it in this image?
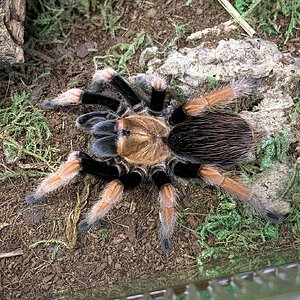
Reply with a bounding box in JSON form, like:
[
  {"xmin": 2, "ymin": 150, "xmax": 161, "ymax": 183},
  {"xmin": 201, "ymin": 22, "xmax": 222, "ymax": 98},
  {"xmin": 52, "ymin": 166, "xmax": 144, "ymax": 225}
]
[
  {"xmin": 217, "ymin": 0, "xmax": 256, "ymax": 37},
  {"xmin": 65, "ymin": 177, "xmax": 91, "ymax": 249},
  {"xmin": 0, "ymin": 249, "xmax": 24, "ymax": 259}
]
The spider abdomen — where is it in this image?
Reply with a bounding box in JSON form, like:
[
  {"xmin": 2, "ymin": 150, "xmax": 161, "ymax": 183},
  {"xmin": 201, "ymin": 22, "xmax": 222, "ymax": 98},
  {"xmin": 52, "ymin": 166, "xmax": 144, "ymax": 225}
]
[{"xmin": 168, "ymin": 111, "xmax": 253, "ymax": 166}]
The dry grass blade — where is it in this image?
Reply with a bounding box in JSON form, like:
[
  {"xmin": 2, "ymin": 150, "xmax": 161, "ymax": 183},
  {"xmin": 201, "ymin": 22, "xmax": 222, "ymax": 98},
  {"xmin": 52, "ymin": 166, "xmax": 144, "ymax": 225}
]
[
  {"xmin": 217, "ymin": 0, "xmax": 256, "ymax": 37},
  {"xmin": 65, "ymin": 177, "xmax": 91, "ymax": 249},
  {"xmin": 0, "ymin": 249, "xmax": 24, "ymax": 259}
]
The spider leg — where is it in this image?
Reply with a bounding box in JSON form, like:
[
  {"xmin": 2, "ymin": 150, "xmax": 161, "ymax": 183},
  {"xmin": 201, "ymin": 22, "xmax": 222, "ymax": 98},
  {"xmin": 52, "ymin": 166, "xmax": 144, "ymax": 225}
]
[
  {"xmin": 92, "ymin": 68, "xmax": 142, "ymax": 110},
  {"xmin": 25, "ymin": 151, "xmax": 126, "ymax": 204},
  {"xmin": 169, "ymin": 78, "xmax": 260, "ymax": 125},
  {"xmin": 77, "ymin": 168, "xmax": 145, "ymax": 231},
  {"xmin": 170, "ymin": 160, "xmax": 286, "ymax": 224},
  {"xmin": 149, "ymin": 74, "xmax": 168, "ymax": 114},
  {"xmin": 26, "ymin": 152, "xmax": 81, "ymax": 204},
  {"xmin": 41, "ymin": 89, "xmax": 122, "ymax": 113},
  {"xmin": 134, "ymin": 73, "xmax": 168, "ymax": 114},
  {"xmin": 151, "ymin": 166, "xmax": 177, "ymax": 254},
  {"xmin": 76, "ymin": 111, "xmax": 117, "ymax": 130}
]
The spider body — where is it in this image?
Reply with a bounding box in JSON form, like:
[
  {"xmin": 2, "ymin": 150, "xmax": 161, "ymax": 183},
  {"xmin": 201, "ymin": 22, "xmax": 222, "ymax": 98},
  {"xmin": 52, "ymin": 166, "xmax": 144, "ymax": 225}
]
[
  {"xmin": 116, "ymin": 115, "xmax": 170, "ymax": 165},
  {"xmin": 26, "ymin": 69, "xmax": 286, "ymax": 253}
]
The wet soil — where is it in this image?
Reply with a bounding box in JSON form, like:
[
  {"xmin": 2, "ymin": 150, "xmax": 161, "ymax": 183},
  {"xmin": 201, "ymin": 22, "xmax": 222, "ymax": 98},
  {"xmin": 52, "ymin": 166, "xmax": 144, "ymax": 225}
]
[{"xmin": 0, "ymin": 0, "xmax": 299, "ymax": 299}]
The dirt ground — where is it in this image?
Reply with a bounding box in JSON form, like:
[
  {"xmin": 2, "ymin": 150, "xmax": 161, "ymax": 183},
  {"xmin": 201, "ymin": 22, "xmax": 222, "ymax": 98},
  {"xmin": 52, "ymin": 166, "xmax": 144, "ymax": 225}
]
[{"xmin": 0, "ymin": 1, "xmax": 300, "ymax": 299}]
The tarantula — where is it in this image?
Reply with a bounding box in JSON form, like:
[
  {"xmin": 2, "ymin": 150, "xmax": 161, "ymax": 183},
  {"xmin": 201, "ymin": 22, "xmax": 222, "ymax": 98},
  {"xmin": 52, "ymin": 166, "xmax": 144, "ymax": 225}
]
[{"xmin": 26, "ymin": 68, "xmax": 285, "ymax": 253}]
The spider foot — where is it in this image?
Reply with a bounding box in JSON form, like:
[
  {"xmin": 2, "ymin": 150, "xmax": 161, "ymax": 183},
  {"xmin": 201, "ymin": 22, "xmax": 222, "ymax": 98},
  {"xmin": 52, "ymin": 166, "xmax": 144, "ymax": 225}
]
[
  {"xmin": 25, "ymin": 193, "xmax": 42, "ymax": 204},
  {"xmin": 77, "ymin": 219, "xmax": 91, "ymax": 231},
  {"xmin": 265, "ymin": 211, "xmax": 287, "ymax": 224},
  {"xmin": 231, "ymin": 77, "xmax": 261, "ymax": 98},
  {"xmin": 248, "ymin": 193, "xmax": 290, "ymax": 225},
  {"xmin": 160, "ymin": 237, "xmax": 173, "ymax": 255}
]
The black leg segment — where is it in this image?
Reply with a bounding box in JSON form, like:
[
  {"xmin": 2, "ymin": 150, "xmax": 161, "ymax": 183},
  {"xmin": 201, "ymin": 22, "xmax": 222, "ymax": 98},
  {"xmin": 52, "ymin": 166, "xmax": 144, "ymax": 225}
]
[
  {"xmin": 149, "ymin": 88, "xmax": 166, "ymax": 113},
  {"xmin": 169, "ymin": 105, "xmax": 188, "ymax": 125},
  {"xmin": 151, "ymin": 166, "xmax": 171, "ymax": 189},
  {"xmin": 110, "ymin": 74, "xmax": 142, "ymax": 109},
  {"xmin": 80, "ymin": 91, "xmax": 121, "ymax": 112},
  {"xmin": 169, "ymin": 160, "xmax": 200, "ymax": 178},
  {"xmin": 79, "ymin": 152, "xmax": 124, "ymax": 178},
  {"xmin": 119, "ymin": 168, "xmax": 146, "ymax": 189}
]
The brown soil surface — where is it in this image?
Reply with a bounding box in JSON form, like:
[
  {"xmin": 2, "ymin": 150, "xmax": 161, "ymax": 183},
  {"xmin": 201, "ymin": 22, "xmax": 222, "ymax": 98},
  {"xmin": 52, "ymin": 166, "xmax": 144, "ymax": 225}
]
[{"xmin": 1, "ymin": 1, "xmax": 299, "ymax": 299}]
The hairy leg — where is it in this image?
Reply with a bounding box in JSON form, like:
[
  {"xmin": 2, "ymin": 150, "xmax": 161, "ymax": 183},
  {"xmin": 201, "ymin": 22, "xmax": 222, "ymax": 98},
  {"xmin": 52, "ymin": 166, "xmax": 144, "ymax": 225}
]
[
  {"xmin": 169, "ymin": 78, "xmax": 259, "ymax": 125},
  {"xmin": 78, "ymin": 168, "xmax": 145, "ymax": 231},
  {"xmin": 151, "ymin": 166, "xmax": 177, "ymax": 254},
  {"xmin": 92, "ymin": 68, "xmax": 142, "ymax": 109},
  {"xmin": 170, "ymin": 160, "xmax": 287, "ymax": 224},
  {"xmin": 25, "ymin": 151, "xmax": 125, "ymax": 204},
  {"xmin": 41, "ymin": 88, "xmax": 122, "ymax": 112},
  {"xmin": 149, "ymin": 74, "xmax": 168, "ymax": 114},
  {"xmin": 199, "ymin": 165, "xmax": 286, "ymax": 224}
]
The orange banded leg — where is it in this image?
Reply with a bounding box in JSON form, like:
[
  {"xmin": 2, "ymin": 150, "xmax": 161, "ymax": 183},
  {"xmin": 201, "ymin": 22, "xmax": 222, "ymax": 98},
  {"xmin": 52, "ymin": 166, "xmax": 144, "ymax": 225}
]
[
  {"xmin": 199, "ymin": 165, "xmax": 285, "ymax": 224},
  {"xmin": 25, "ymin": 151, "xmax": 81, "ymax": 204},
  {"xmin": 25, "ymin": 151, "xmax": 126, "ymax": 204},
  {"xmin": 151, "ymin": 167, "xmax": 177, "ymax": 253},
  {"xmin": 78, "ymin": 180, "xmax": 124, "ymax": 231},
  {"xmin": 169, "ymin": 78, "xmax": 259, "ymax": 125},
  {"xmin": 171, "ymin": 160, "xmax": 285, "ymax": 224},
  {"xmin": 159, "ymin": 184, "xmax": 177, "ymax": 253},
  {"xmin": 78, "ymin": 168, "xmax": 145, "ymax": 231}
]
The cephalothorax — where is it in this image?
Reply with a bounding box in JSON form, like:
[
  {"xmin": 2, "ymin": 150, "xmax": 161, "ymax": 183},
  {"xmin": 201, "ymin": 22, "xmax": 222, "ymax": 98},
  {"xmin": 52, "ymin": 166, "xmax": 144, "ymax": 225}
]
[{"xmin": 26, "ymin": 69, "xmax": 286, "ymax": 253}]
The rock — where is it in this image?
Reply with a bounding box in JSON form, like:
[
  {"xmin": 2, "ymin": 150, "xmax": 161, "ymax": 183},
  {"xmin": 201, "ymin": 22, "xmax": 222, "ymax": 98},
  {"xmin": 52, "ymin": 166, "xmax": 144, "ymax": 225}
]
[
  {"xmin": 155, "ymin": 38, "xmax": 299, "ymax": 84},
  {"xmin": 19, "ymin": 206, "xmax": 44, "ymax": 226},
  {"xmin": 76, "ymin": 42, "xmax": 97, "ymax": 58},
  {"xmin": 186, "ymin": 21, "xmax": 237, "ymax": 41},
  {"xmin": 253, "ymin": 163, "xmax": 292, "ymax": 215},
  {"xmin": 145, "ymin": 8, "xmax": 157, "ymax": 19},
  {"xmin": 139, "ymin": 46, "xmax": 159, "ymax": 68}
]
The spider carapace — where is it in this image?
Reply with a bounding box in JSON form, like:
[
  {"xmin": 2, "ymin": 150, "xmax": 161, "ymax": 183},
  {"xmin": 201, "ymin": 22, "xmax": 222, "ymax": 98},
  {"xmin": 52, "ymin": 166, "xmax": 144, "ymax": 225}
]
[{"xmin": 25, "ymin": 68, "xmax": 286, "ymax": 253}]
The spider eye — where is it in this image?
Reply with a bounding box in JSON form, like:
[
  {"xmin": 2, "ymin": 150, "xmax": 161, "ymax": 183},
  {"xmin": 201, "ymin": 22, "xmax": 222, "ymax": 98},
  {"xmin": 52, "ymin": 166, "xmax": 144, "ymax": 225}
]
[{"xmin": 120, "ymin": 129, "xmax": 131, "ymax": 137}]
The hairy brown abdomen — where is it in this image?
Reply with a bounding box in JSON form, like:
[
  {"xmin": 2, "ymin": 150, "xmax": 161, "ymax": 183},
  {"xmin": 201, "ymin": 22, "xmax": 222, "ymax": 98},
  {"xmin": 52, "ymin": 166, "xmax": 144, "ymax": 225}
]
[{"xmin": 168, "ymin": 111, "xmax": 253, "ymax": 166}]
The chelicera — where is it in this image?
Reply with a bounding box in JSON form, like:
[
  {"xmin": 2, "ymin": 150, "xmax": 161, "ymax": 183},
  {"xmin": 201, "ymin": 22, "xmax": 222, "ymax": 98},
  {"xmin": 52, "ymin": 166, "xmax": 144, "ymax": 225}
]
[{"xmin": 26, "ymin": 68, "xmax": 285, "ymax": 253}]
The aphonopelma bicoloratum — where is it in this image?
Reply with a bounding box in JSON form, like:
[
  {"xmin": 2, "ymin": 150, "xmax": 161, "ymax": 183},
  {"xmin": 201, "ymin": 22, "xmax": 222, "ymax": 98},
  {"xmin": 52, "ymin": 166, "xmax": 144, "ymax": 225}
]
[{"xmin": 26, "ymin": 68, "xmax": 286, "ymax": 253}]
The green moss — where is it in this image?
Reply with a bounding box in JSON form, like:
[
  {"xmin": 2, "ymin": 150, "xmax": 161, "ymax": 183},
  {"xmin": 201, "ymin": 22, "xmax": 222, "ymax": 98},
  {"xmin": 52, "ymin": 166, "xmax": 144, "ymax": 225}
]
[
  {"xmin": 197, "ymin": 192, "xmax": 279, "ymax": 266},
  {"xmin": 0, "ymin": 92, "xmax": 60, "ymax": 180},
  {"xmin": 93, "ymin": 32, "xmax": 148, "ymax": 74}
]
